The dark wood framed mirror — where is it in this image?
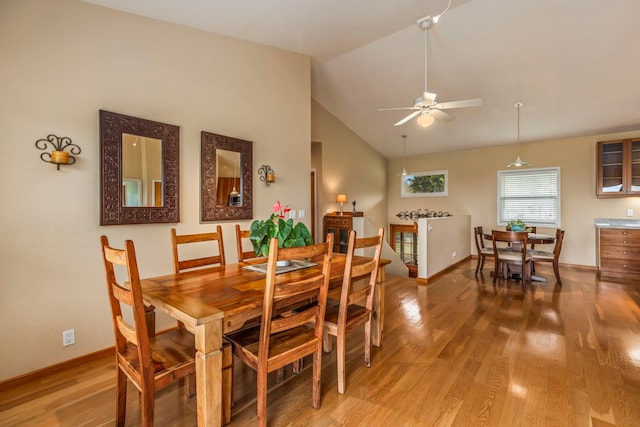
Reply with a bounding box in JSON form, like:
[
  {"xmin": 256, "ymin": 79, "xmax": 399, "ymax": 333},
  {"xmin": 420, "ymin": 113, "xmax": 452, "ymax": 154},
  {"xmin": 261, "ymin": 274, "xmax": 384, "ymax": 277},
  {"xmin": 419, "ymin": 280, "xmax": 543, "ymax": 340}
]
[
  {"xmin": 99, "ymin": 110, "xmax": 180, "ymax": 225},
  {"xmin": 201, "ymin": 131, "xmax": 253, "ymax": 221}
]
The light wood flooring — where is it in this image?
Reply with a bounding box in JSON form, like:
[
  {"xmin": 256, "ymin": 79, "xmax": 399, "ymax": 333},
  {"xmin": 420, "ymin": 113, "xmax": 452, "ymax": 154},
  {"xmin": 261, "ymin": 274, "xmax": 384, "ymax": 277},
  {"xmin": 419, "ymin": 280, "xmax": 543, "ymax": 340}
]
[{"xmin": 2, "ymin": 259, "xmax": 640, "ymax": 426}]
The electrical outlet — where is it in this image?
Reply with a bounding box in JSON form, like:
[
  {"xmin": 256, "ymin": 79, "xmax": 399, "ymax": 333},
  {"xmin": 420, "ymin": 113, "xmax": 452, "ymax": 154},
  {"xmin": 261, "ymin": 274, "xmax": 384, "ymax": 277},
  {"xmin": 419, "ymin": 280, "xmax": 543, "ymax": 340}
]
[
  {"xmin": 452, "ymin": 251, "xmax": 457, "ymax": 259},
  {"xmin": 289, "ymin": 210, "xmax": 296, "ymax": 219},
  {"xmin": 299, "ymin": 209, "xmax": 305, "ymax": 219},
  {"xmin": 63, "ymin": 329, "xmax": 75, "ymax": 347},
  {"xmin": 627, "ymin": 208, "xmax": 634, "ymax": 217}
]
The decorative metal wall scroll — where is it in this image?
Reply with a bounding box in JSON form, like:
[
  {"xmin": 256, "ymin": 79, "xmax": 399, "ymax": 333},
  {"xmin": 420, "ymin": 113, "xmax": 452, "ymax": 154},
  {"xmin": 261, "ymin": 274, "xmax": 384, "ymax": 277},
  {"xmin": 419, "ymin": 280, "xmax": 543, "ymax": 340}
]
[{"xmin": 396, "ymin": 209, "xmax": 451, "ymax": 220}]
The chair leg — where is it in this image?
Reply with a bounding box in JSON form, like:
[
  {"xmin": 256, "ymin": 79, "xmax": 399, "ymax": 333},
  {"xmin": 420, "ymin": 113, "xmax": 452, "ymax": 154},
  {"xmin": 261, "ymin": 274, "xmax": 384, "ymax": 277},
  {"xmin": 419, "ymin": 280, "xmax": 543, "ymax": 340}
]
[
  {"xmin": 116, "ymin": 369, "xmax": 127, "ymax": 427},
  {"xmin": 140, "ymin": 384, "xmax": 155, "ymax": 427},
  {"xmin": 475, "ymin": 255, "xmax": 482, "ymax": 275},
  {"xmin": 275, "ymin": 367, "xmax": 285, "ymax": 383},
  {"xmin": 312, "ymin": 348, "xmax": 322, "ymax": 409},
  {"xmin": 553, "ymin": 260, "xmax": 562, "ymax": 285},
  {"xmin": 257, "ymin": 370, "xmax": 268, "ymax": 427},
  {"xmin": 292, "ymin": 359, "xmax": 303, "ymax": 374},
  {"xmin": 336, "ymin": 332, "xmax": 347, "ymax": 394},
  {"xmin": 185, "ymin": 373, "xmax": 196, "ymax": 398},
  {"xmin": 480, "ymin": 256, "xmax": 485, "ymax": 272},
  {"xmin": 364, "ymin": 318, "xmax": 372, "ymax": 368}
]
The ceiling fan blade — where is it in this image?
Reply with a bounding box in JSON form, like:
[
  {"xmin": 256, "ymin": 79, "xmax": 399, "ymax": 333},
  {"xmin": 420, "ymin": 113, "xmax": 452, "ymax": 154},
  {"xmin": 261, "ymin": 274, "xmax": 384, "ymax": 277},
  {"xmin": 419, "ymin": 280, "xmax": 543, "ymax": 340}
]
[
  {"xmin": 394, "ymin": 110, "xmax": 422, "ymax": 126},
  {"xmin": 430, "ymin": 109, "xmax": 454, "ymax": 123},
  {"xmin": 377, "ymin": 106, "xmax": 420, "ymax": 111},
  {"xmin": 433, "ymin": 98, "xmax": 483, "ymax": 110}
]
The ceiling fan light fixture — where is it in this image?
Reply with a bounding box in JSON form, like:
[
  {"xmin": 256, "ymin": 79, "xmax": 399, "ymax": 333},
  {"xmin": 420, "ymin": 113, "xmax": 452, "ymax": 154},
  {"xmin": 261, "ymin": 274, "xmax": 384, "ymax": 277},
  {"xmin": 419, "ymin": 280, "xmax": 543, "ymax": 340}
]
[{"xmin": 417, "ymin": 113, "xmax": 435, "ymax": 128}]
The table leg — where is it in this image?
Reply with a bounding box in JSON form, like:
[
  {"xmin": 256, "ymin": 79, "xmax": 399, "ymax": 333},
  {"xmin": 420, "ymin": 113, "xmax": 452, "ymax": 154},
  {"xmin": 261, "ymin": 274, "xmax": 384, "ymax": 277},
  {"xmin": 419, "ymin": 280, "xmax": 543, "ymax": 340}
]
[
  {"xmin": 371, "ymin": 266, "xmax": 385, "ymax": 347},
  {"xmin": 194, "ymin": 319, "xmax": 223, "ymax": 427}
]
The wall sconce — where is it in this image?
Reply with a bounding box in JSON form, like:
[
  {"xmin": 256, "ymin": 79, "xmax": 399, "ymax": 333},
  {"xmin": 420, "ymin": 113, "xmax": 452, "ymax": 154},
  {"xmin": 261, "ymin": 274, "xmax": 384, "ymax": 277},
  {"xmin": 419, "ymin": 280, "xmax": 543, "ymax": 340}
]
[
  {"xmin": 35, "ymin": 134, "xmax": 81, "ymax": 171},
  {"xmin": 258, "ymin": 165, "xmax": 275, "ymax": 186},
  {"xmin": 336, "ymin": 193, "xmax": 348, "ymax": 215}
]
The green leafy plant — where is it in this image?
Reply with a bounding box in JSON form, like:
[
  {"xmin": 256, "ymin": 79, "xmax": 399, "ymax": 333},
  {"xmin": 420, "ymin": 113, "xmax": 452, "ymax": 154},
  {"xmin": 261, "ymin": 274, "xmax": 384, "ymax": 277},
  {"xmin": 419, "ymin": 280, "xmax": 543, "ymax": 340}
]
[
  {"xmin": 249, "ymin": 200, "xmax": 313, "ymax": 257},
  {"xmin": 507, "ymin": 219, "xmax": 527, "ymax": 231}
]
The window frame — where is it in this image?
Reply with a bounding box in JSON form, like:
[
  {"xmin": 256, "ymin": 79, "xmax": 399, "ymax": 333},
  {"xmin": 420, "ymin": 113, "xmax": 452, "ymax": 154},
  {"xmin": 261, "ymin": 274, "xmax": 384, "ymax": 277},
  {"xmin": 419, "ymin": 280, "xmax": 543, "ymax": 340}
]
[{"xmin": 496, "ymin": 167, "xmax": 561, "ymax": 227}]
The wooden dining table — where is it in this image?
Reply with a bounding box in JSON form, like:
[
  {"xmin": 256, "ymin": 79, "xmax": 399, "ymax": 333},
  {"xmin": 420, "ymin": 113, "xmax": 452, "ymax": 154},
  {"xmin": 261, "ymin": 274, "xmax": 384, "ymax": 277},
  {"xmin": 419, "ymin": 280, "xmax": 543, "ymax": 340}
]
[
  {"xmin": 483, "ymin": 231, "xmax": 556, "ymax": 282},
  {"xmin": 139, "ymin": 253, "xmax": 390, "ymax": 427}
]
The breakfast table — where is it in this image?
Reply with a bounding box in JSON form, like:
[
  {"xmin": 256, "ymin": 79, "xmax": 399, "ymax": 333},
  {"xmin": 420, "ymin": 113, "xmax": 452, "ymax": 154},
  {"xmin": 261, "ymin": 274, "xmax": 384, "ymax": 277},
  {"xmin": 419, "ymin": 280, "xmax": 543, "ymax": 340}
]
[
  {"xmin": 138, "ymin": 253, "xmax": 390, "ymax": 426},
  {"xmin": 483, "ymin": 231, "xmax": 556, "ymax": 282}
]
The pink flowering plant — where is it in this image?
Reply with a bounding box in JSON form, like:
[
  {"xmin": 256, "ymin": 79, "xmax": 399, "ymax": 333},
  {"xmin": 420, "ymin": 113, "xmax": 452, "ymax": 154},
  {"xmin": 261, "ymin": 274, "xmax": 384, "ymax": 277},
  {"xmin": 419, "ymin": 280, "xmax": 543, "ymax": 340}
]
[{"xmin": 249, "ymin": 200, "xmax": 313, "ymax": 256}]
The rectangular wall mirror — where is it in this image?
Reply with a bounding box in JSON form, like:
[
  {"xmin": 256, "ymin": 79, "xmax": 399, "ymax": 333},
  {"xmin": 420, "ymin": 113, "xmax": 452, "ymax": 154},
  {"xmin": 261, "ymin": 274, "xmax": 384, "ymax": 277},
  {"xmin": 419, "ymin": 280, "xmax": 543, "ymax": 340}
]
[
  {"xmin": 201, "ymin": 131, "xmax": 252, "ymax": 221},
  {"xmin": 100, "ymin": 110, "xmax": 180, "ymax": 225}
]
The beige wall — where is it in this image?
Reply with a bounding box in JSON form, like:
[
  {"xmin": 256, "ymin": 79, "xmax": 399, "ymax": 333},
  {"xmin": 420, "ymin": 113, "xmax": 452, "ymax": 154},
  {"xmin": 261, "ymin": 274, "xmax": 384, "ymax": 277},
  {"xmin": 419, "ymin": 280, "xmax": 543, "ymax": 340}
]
[
  {"xmin": 387, "ymin": 130, "xmax": 640, "ymax": 267},
  {"xmin": 0, "ymin": 0, "xmax": 311, "ymax": 380},
  {"xmin": 311, "ymin": 100, "xmax": 388, "ymax": 232}
]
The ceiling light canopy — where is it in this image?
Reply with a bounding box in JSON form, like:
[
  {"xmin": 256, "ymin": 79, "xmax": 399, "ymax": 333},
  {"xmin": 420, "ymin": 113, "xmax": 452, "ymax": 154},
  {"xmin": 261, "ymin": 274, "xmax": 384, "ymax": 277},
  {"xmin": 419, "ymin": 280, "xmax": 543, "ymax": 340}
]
[{"xmin": 507, "ymin": 102, "xmax": 531, "ymax": 168}]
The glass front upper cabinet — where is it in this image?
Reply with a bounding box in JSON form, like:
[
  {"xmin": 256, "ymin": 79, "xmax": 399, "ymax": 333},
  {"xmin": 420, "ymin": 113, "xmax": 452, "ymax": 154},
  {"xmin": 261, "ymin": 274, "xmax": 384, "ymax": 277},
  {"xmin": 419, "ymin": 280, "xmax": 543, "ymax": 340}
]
[{"xmin": 597, "ymin": 138, "xmax": 640, "ymax": 198}]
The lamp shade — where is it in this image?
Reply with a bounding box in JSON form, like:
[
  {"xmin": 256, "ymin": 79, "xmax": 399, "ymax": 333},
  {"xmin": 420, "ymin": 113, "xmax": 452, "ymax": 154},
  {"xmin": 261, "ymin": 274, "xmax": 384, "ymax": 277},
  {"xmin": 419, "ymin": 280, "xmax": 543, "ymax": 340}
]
[{"xmin": 336, "ymin": 194, "xmax": 347, "ymax": 204}]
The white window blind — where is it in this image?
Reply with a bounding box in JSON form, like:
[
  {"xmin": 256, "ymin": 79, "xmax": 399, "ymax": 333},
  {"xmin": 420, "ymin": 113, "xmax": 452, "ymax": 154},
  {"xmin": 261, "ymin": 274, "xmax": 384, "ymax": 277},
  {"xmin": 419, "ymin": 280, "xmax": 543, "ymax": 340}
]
[{"xmin": 497, "ymin": 167, "xmax": 560, "ymax": 226}]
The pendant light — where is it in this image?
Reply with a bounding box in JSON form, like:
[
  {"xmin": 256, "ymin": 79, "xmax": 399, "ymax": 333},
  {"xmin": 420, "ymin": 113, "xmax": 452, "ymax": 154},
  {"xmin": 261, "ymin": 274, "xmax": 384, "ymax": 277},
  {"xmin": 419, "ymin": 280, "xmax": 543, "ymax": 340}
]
[
  {"xmin": 507, "ymin": 102, "xmax": 531, "ymax": 168},
  {"xmin": 229, "ymin": 154, "xmax": 239, "ymax": 196},
  {"xmin": 398, "ymin": 135, "xmax": 409, "ymax": 176}
]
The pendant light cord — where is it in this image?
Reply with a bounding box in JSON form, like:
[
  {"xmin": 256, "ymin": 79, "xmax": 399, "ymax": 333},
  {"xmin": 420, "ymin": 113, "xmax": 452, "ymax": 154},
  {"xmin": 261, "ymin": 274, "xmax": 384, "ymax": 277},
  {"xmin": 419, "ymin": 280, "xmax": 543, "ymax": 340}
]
[{"xmin": 515, "ymin": 101, "xmax": 522, "ymax": 156}]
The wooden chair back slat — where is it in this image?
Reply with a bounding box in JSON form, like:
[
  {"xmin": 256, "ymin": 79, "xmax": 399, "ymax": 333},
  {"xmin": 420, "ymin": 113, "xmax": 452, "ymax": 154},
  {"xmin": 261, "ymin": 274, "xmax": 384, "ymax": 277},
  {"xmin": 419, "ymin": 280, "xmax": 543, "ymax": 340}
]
[
  {"xmin": 116, "ymin": 315, "xmax": 138, "ymax": 346},
  {"xmin": 271, "ymin": 308, "xmax": 319, "ymax": 334}
]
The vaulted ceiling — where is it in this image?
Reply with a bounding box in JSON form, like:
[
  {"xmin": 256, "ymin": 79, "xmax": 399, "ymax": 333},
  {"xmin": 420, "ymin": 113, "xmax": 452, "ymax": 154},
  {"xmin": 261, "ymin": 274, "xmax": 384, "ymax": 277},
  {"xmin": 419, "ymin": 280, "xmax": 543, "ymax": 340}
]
[{"xmin": 82, "ymin": 0, "xmax": 640, "ymax": 159}]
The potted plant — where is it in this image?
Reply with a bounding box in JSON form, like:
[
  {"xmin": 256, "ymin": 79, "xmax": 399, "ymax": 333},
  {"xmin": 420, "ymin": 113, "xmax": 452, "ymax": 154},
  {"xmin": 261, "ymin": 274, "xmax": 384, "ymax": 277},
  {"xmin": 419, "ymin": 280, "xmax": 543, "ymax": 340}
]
[
  {"xmin": 507, "ymin": 219, "xmax": 527, "ymax": 231},
  {"xmin": 249, "ymin": 201, "xmax": 313, "ymax": 264}
]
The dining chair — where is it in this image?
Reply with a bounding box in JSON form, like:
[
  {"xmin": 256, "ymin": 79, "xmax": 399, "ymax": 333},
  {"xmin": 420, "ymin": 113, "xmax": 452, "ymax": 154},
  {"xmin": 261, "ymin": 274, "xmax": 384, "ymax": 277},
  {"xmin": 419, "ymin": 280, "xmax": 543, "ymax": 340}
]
[
  {"xmin": 529, "ymin": 229, "xmax": 565, "ymax": 285},
  {"xmin": 170, "ymin": 227, "xmax": 234, "ymax": 424},
  {"xmin": 235, "ymin": 224, "xmax": 265, "ymax": 263},
  {"xmin": 322, "ymin": 228, "xmax": 384, "ymax": 394},
  {"xmin": 100, "ymin": 236, "xmax": 196, "ymax": 427},
  {"xmin": 170, "ymin": 226, "xmax": 226, "ymax": 273},
  {"xmin": 224, "ymin": 234, "xmax": 334, "ymax": 427},
  {"xmin": 491, "ymin": 230, "xmax": 532, "ymax": 286},
  {"xmin": 474, "ymin": 226, "xmax": 496, "ymax": 275}
]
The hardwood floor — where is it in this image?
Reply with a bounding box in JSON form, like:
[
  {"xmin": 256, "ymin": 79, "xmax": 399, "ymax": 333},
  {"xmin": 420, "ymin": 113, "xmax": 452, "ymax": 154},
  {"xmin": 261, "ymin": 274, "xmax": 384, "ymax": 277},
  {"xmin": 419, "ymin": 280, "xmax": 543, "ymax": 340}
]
[{"xmin": 2, "ymin": 259, "xmax": 640, "ymax": 426}]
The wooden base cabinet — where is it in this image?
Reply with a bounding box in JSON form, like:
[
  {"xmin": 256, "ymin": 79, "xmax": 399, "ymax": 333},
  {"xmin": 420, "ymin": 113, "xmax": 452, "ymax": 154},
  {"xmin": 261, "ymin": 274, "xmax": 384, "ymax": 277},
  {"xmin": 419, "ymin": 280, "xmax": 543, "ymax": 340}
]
[
  {"xmin": 323, "ymin": 214, "xmax": 353, "ymax": 254},
  {"xmin": 598, "ymin": 228, "xmax": 640, "ymax": 280}
]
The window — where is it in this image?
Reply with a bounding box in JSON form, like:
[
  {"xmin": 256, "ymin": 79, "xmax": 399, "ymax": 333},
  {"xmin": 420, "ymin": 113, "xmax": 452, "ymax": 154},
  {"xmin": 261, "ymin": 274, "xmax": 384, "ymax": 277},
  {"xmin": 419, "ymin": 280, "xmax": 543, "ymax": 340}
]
[{"xmin": 497, "ymin": 167, "xmax": 560, "ymax": 227}]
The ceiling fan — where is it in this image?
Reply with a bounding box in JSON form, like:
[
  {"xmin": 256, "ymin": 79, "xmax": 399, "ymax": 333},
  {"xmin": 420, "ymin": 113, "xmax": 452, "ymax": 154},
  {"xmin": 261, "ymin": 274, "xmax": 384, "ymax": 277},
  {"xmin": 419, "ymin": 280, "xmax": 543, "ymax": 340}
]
[{"xmin": 378, "ymin": 13, "xmax": 483, "ymax": 127}]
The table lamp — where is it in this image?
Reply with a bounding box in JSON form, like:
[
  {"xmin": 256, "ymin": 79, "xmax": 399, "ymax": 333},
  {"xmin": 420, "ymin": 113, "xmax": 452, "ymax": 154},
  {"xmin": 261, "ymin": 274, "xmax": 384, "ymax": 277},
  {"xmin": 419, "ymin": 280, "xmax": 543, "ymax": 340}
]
[{"xmin": 336, "ymin": 194, "xmax": 347, "ymax": 215}]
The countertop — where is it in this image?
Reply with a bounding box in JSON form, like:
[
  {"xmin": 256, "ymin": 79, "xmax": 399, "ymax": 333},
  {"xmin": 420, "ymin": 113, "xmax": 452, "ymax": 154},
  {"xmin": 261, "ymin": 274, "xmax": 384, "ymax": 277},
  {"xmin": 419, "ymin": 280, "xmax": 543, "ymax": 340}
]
[{"xmin": 594, "ymin": 218, "xmax": 640, "ymax": 229}]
